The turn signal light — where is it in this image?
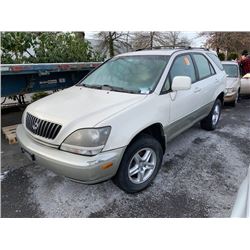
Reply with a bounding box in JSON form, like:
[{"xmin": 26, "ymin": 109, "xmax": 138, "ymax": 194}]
[{"xmin": 100, "ymin": 162, "xmax": 113, "ymax": 170}]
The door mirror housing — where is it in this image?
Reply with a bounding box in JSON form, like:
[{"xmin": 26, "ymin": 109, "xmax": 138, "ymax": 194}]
[{"xmin": 172, "ymin": 76, "xmax": 192, "ymax": 91}]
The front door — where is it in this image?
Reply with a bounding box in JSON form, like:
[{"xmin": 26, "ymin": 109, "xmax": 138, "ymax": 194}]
[{"xmin": 163, "ymin": 54, "xmax": 201, "ymax": 141}]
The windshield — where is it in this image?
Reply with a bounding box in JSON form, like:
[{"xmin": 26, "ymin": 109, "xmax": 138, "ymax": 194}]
[
  {"xmin": 79, "ymin": 55, "xmax": 170, "ymax": 94},
  {"xmin": 223, "ymin": 64, "xmax": 239, "ymax": 78}
]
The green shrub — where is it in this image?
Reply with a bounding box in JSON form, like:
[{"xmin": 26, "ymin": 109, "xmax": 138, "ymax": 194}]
[
  {"xmin": 227, "ymin": 52, "xmax": 239, "ymax": 61},
  {"xmin": 218, "ymin": 53, "xmax": 225, "ymax": 61},
  {"xmin": 31, "ymin": 92, "xmax": 49, "ymax": 102}
]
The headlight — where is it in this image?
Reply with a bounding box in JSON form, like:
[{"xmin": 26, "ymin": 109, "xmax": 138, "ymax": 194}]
[
  {"xmin": 226, "ymin": 87, "xmax": 236, "ymax": 94},
  {"xmin": 60, "ymin": 127, "xmax": 111, "ymax": 156}
]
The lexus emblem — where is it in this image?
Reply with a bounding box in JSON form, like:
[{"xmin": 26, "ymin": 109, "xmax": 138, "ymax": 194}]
[{"xmin": 32, "ymin": 121, "xmax": 39, "ymax": 130}]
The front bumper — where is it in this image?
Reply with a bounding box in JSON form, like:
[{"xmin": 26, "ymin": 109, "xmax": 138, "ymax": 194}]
[
  {"xmin": 224, "ymin": 92, "xmax": 237, "ymax": 103},
  {"xmin": 16, "ymin": 125, "xmax": 125, "ymax": 183}
]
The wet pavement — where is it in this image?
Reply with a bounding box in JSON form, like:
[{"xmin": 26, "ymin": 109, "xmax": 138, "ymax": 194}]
[{"xmin": 1, "ymin": 98, "xmax": 250, "ymax": 217}]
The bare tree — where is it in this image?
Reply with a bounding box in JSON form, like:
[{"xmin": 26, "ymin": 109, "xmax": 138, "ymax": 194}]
[
  {"xmin": 161, "ymin": 32, "xmax": 191, "ymax": 47},
  {"xmin": 199, "ymin": 32, "xmax": 250, "ymax": 54},
  {"xmin": 131, "ymin": 31, "xmax": 191, "ymax": 50},
  {"xmin": 96, "ymin": 31, "xmax": 192, "ymax": 57},
  {"xmin": 96, "ymin": 32, "xmax": 131, "ymax": 57},
  {"xmin": 131, "ymin": 32, "xmax": 165, "ymax": 50}
]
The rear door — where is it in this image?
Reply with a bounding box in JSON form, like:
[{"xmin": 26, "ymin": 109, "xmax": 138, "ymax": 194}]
[{"xmin": 191, "ymin": 53, "xmax": 217, "ymax": 107}]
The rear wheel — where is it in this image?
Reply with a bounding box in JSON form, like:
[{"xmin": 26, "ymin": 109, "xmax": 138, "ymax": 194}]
[
  {"xmin": 113, "ymin": 134, "xmax": 163, "ymax": 193},
  {"xmin": 200, "ymin": 99, "xmax": 222, "ymax": 131}
]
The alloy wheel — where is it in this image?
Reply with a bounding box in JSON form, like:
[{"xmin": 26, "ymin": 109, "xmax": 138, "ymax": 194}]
[
  {"xmin": 128, "ymin": 148, "xmax": 157, "ymax": 184},
  {"xmin": 212, "ymin": 104, "xmax": 220, "ymax": 126}
]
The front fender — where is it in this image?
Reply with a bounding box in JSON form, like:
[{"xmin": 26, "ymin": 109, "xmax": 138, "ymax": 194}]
[{"xmin": 98, "ymin": 93, "xmax": 171, "ymax": 151}]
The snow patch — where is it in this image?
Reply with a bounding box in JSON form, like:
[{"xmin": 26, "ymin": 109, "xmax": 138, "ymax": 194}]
[{"xmin": 0, "ymin": 171, "xmax": 9, "ymax": 181}]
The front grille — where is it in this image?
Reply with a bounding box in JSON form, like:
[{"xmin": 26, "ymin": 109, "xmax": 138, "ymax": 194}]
[{"xmin": 26, "ymin": 112, "xmax": 62, "ymax": 140}]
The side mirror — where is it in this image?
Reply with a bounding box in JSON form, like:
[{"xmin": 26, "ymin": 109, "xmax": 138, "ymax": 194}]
[{"xmin": 172, "ymin": 76, "xmax": 192, "ymax": 91}]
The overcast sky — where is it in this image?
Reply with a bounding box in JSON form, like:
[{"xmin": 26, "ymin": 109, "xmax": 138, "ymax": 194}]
[{"xmin": 85, "ymin": 31, "xmax": 206, "ymax": 47}]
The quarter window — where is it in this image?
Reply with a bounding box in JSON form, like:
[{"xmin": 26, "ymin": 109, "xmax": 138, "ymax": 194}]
[
  {"xmin": 193, "ymin": 54, "xmax": 213, "ymax": 79},
  {"xmin": 209, "ymin": 63, "xmax": 216, "ymax": 74},
  {"xmin": 207, "ymin": 53, "xmax": 224, "ymax": 70}
]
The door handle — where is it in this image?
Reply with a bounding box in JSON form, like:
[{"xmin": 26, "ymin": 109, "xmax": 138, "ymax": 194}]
[{"xmin": 194, "ymin": 87, "xmax": 201, "ymax": 93}]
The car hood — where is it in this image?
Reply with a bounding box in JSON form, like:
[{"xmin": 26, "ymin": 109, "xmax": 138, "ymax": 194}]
[
  {"xmin": 226, "ymin": 77, "xmax": 239, "ymax": 88},
  {"xmin": 25, "ymin": 86, "xmax": 147, "ymax": 143}
]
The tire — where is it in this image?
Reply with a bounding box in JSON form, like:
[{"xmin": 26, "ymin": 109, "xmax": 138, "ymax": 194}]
[
  {"xmin": 200, "ymin": 99, "xmax": 222, "ymax": 131},
  {"xmin": 113, "ymin": 134, "xmax": 163, "ymax": 193},
  {"xmin": 228, "ymin": 89, "xmax": 240, "ymax": 107}
]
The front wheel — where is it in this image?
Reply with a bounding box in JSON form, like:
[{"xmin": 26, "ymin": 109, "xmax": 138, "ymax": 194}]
[
  {"xmin": 229, "ymin": 89, "xmax": 240, "ymax": 107},
  {"xmin": 113, "ymin": 134, "xmax": 163, "ymax": 193},
  {"xmin": 200, "ymin": 99, "xmax": 222, "ymax": 131}
]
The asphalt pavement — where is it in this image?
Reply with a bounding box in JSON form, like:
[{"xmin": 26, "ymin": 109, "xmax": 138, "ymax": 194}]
[{"xmin": 1, "ymin": 98, "xmax": 250, "ymax": 217}]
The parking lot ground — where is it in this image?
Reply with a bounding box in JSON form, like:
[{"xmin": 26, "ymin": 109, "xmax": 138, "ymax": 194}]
[{"xmin": 1, "ymin": 98, "xmax": 250, "ymax": 218}]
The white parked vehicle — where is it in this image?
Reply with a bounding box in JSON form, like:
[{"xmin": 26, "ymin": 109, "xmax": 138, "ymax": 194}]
[
  {"xmin": 240, "ymin": 73, "xmax": 250, "ymax": 95},
  {"xmin": 222, "ymin": 61, "xmax": 241, "ymax": 106},
  {"xmin": 17, "ymin": 48, "xmax": 226, "ymax": 193},
  {"xmin": 231, "ymin": 166, "xmax": 250, "ymax": 218}
]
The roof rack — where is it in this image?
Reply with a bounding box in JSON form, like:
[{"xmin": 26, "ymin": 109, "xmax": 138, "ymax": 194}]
[
  {"xmin": 185, "ymin": 46, "xmax": 210, "ymax": 51},
  {"xmin": 135, "ymin": 46, "xmax": 209, "ymax": 52}
]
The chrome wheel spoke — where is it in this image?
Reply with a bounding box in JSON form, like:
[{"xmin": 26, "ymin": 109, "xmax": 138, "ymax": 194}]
[
  {"xmin": 138, "ymin": 170, "xmax": 145, "ymax": 182},
  {"xmin": 129, "ymin": 165, "xmax": 139, "ymax": 176},
  {"xmin": 144, "ymin": 162, "xmax": 155, "ymax": 170},
  {"xmin": 134, "ymin": 153, "xmax": 143, "ymax": 164},
  {"xmin": 142, "ymin": 150, "xmax": 152, "ymax": 162}
]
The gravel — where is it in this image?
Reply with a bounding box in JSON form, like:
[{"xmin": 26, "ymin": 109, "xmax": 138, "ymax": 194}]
[{"xmin": 1, "ymin": 98, "xmax": 250, "ymax": 217}]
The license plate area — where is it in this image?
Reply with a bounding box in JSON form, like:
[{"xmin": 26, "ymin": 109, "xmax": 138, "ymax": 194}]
[{"xmin": 21, "ymin": 148, "xmax": 36, "ymax": 161}]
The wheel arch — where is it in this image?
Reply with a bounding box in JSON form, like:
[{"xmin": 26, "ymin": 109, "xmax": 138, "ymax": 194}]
[
  {"xmin": 217, "ymin": 91, "xmax": 224, "ymax": 105},
  {"xmin": 127, "ymin": 123, "xmax": 166, "ymax": 153}
]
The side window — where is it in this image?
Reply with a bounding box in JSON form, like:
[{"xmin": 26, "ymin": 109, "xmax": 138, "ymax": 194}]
[
  {"xmin": 193, "ymin": 54, "xmax": 213, "ymax": 79},
  {"xmin": 170, "ymin": 55, "xmax": 196, "ymax": 83},
  {"xmin": 163, "ymin": 54, "xmax": 196, "ymax": 91},
  {"xmin": 207, "ymin": 53, "xmax": 224, "ymax": 70},
  {"xmin": 162, "ymin": 55, "xmax": 196, "ymax": 92}
]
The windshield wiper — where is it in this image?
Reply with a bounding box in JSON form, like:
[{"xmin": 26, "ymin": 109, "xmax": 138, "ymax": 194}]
[
  {"xmin": 102, "ymin": 84, "xmax": 141, "ymax": 94},
  {"xmin": 80, "ymin": 83, "xmax": 141, "ymax": 94},
  {"xmin": 81, "ymin": 83, "xmax": 102, "ymax": 89}
]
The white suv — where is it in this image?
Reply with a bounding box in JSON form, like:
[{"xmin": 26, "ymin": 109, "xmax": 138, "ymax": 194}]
[{"xmin": 17, "ymin": 48, "xmax": 226, "ymax": 193}]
